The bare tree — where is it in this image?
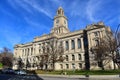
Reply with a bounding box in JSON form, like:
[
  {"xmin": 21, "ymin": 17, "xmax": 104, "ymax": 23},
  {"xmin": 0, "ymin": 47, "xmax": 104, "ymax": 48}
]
[
  {"xmin": 0, "ymin": 47, "xmax": 13, "ymax": 68},
  {"xmin": 17, "ymin": 57, "xmax": 24, "ymax": 70},
  {"xmin": 91, "ymin": 38, "xmax": 111, "ymax": 70},
  {"xmin": 48, "ymin": 39, "xmax": 64, "ymax": 70},
  {"xmin": 91, "ymin": 30, "xmax": 120, "ymax": 70},
  {"xmin": 36, "ymin": 38, "xmax": 65, "ymax": 70},
  {"xmin": 35, "ymin": 54, "xmax": 49, "ymax": 70}
]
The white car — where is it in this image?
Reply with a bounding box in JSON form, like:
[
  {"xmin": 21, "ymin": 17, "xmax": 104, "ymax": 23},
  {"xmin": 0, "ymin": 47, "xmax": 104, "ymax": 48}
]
[{"xmin": 15, "ymin": 70, "xmax": 27, "ymax": 75}]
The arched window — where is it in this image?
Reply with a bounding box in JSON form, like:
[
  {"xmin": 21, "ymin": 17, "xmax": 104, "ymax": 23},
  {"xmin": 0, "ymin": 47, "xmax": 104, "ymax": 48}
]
[
  {"xmin": 58, "ymin": 10, "xmax": 60, "ymax": 15},
  {"xmin": 71, "ymin": 40, "xmax": 75, "ymax": 49},
  {"xmin": 95, "ymin": 39, "xmax": 99, "ymax": 46},
  {"xmin": 65, "ymin": 41, "xmax": 69, "ymax": 50},
  {"xmin": 77, "ymin": 39, "xmax": 81, "ymax": 48}
]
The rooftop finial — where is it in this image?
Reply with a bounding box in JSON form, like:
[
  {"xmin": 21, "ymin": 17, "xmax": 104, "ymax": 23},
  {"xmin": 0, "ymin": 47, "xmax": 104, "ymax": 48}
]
[{"xmin": 57, "ymin": 6, "xmax": 64, "ymax": 15}]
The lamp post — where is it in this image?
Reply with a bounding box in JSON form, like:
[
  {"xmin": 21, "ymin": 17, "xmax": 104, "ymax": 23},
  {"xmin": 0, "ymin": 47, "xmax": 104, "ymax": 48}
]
[
  {"xmin": 115, "ymin": 24, "xmax": 120, "ymax": 54},
  {"xmin": 115, "ymin": 24, "xmax": 120, "ymax": 45}
]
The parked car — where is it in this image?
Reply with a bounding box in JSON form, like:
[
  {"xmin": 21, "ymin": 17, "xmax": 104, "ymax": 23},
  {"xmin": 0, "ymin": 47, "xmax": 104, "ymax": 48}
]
[
  {"xmin": 15, "ymin": 70, "xmax": 27, "ymax": 75},
  {"xmin": 1, "ymin": 68, "xmax": 15, "ymax": 74}
]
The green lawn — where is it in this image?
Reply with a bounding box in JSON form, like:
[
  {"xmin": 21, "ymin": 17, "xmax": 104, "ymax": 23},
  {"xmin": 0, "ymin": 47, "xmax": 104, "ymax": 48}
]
[
  {"xmin": 34, "ymin": 70, "xmax": 120, "ymax": 75},
  {"xmin": 0, "ymin": 63, "xmax": 3, "ymax": 68}
]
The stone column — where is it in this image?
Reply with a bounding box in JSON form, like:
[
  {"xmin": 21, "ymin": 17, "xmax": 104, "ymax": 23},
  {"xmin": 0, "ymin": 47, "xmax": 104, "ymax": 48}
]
[
  {"xmin": 63, "ymin": 41, "xmax": 65, "ymax": 52},
  {"xmin": 88, "ymin": 33, "xmax": 91, "ymax": 49},
  {"xmin": 33, "ymin": 44, "xmax": 36, "ymax": 55},
  {"xmin": 69, "ymin": 39, "xmax": 71, "ymax": 51},
  {"xmin": 29, "ymin": 47, "xmax": 31, "ymax": 56},
  {"xmin": 75, "ymin": 38, "xmax": 77, "ymax": 51}
]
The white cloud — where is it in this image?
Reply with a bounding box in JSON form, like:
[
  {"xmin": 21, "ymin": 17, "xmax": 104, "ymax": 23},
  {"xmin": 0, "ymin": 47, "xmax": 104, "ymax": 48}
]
[
  {"xmin": 23, "ymin": 0, "xmax": 53, "ymax": 19},
  {"xmin": 7, "ymin": 0, "xmax": 33, "ymax": 14},
  {"xmin": 7, "ymin": 0, "xmax": 53, "ymax": 18},
  {"xmin": 24, "ymin": 17, "xmax": 50, "ymax": 32},
  {"xmin": 86, "ymin": 0, "xmax": 103, "ymax": 22}
]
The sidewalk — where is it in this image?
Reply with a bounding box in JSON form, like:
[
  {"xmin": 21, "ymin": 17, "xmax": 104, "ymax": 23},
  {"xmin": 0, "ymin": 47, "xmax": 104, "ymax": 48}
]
[
  {"xmin": 37, "ymin": 74, "xmax": 120, "ymax": 79},
  {"xmin": 38, "ymin": 74, "xmax": 85, "ymax": 78}
]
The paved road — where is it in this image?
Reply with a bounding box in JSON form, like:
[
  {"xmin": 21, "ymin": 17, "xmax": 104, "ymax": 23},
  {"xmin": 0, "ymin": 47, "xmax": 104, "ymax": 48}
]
[
  {"xmin": 0, "ymin": 74, "xmax": 13, "ymax": 80},
  {"xmin": 0, "ymin": 74, "xmax": 84, "ymax": 80},
  {"xmin": 0, "ymin": 74, "xmax": 43, "ymax": 80},
  {"xmin": 0, "ymin": 74, "xmax": 120, "ymax": 80}
]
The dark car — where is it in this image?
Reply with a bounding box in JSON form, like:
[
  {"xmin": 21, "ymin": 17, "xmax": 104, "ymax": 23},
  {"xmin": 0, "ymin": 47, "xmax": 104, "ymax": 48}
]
[{"xmin": 1, "ymin": 68, "xmax": 15, "ymax": 74}]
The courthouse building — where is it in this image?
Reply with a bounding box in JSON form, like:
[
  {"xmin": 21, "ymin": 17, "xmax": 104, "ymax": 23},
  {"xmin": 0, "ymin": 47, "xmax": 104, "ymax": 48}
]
[{"xmin": 13, "ymin": 7, "xmax": 114, "ymax": 70}]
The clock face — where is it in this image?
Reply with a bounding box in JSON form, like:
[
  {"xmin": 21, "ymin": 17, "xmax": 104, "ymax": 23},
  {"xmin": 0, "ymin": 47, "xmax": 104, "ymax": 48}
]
[{"xmin": 56, "ymin": 19, "xmax": 59, "ymax": 23}]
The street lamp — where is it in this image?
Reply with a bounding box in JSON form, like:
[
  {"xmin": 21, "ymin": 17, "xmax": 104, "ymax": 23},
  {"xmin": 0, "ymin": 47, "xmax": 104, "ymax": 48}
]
[{"xmin": 115, "ymin": 24, "xmax": 120, "ymax": 45}]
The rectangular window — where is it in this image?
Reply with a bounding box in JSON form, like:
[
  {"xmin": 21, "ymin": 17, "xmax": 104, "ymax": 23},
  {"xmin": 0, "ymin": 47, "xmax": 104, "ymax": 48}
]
[
  {"xmin": 71, "ymin": 40, "xmax": 75, "ymax": 49},
  {"xmin": 25, "ymin": 49, "xmax": 27, "ymax": 56},
  {"xmin": 77, "ymin": 39, "xmax": 81, "ymax": 48},
  {"xmin": 78, "ymin": 54, "xmax": 82, "ymax": 60},
  {"xmin": 66, "ymin": 64, "xmax": 69, "ymax": 69},
  {"xmin": 72, "ymin": 55, "xmax": 75, "ymax": 61},
  {"xmin": 60, "ymin": 41, "xmax": 62, "ymax": 45},
  {"xmin": 66, "ymin": 55, "xmax": 68, "ymax": 61},
  {"xmin": 60, "ymin": 64, "xmax": 63, "ymax": 69},
  {"xmin": 65, "ymin": 41, "xmax": 69, "ymax": 50},
  {"xmin": 39, "ymin": 49, "xmax": 41, "ymax": 54},
  {"xmin": 72, "ymin": 63, "xmax": 75, "ymax": 69},
  {"xmin": 94, "ymin": 32, "xmax": 98, "ymax": 36},
  {"xmin": 22, "ymin": 50, "xmax": 24, "ymax": 56}
]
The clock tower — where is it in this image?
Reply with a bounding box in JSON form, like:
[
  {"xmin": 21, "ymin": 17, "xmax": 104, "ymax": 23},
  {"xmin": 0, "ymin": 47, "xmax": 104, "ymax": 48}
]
[{"xmin": 51, "ymin": 7, "xmax": 69, "ymax": 34}]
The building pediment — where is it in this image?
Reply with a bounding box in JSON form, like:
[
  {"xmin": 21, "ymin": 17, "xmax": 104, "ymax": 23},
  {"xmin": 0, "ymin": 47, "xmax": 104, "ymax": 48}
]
[{"xmin": 86, "ymin": 22, "xmax": 105, "ymax": 30}]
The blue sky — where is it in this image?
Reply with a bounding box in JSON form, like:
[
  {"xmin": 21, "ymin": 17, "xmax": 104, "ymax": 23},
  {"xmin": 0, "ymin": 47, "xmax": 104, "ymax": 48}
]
[{"xmin": 0, "ymin": 0, "xmax": 120, "ymax": 51}]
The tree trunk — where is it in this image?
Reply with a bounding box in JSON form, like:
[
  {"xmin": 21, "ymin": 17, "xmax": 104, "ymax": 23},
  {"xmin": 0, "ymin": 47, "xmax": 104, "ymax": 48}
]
[
  {"xmin": 52, "ymin": 62, "xmax": 55, "ymax": 70},
  {"xmin": 113, "ymin": 59, "xmax": 116, "ymax": 70}
]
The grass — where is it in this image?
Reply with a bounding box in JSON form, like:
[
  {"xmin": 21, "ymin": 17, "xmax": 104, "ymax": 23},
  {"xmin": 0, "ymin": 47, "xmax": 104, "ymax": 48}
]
[
  {"xmin": 0, "ymin": 63, "xmax": 3, "ymax": 68},
  {"xmin": 34, "ymin": 69, "xmax": 120, "ymax": 75}
]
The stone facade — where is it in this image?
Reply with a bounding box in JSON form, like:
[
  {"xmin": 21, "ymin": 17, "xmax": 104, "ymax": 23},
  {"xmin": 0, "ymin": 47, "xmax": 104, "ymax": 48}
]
[{"xmin": 13, "ymin": 7, "xmax": 114, "ymax": 70}]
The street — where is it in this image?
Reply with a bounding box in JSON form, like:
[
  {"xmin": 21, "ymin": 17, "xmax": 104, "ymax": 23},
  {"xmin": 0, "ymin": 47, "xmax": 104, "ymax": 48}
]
[
  {"xmin": 0, "ymin": 74, "xmax": 13, "ymax": 80},
  {"xmin": 0, "ymin": 74, "xmax": 43, "ymax": 80},
  {"xmin": 0, "ymin": 74, "xmax": 120, "ymax": 80},
  {"xmin": 0, "ymin": 74, "xmax": 85, "ymax": 80}
]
